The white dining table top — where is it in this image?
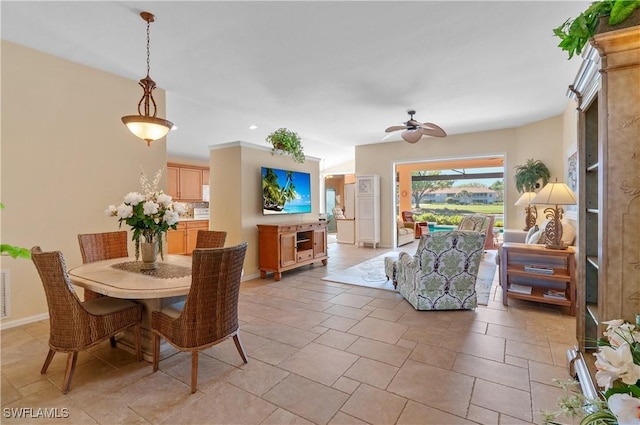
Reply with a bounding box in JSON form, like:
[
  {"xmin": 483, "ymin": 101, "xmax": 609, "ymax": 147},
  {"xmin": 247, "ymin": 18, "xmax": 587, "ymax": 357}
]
[{"xmin": 68, "ymin": 255, "xmax": 193, "ymax": 299}]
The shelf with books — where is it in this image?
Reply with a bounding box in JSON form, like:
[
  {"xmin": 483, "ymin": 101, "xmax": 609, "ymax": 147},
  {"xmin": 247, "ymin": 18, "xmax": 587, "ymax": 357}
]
[{"xmin": 500, "ymin": 243, "xmax": 576, "ymax": 315}]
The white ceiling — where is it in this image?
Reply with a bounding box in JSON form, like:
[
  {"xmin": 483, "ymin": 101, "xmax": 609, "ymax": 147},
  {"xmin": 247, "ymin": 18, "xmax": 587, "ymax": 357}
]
[{"xmin": 1, "ymin": 1, "xmax": 588, "ymax": 169}]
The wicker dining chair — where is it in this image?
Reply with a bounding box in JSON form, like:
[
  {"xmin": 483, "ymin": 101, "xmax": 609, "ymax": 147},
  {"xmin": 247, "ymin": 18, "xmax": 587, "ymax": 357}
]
[
  {"xmin": 194, "ymin": 230, "xmax": 227, "ymax": 249},
  {"xmin": 78, "ymin": 231, "xmax": 129, "ymax": 301},
  {"xmin": 152, "ymin": 242, "xmax": 248, "ymax": 393},
  {"xmin": 30, "ymin": 246, "xmax": 142, "ymax": 394}
]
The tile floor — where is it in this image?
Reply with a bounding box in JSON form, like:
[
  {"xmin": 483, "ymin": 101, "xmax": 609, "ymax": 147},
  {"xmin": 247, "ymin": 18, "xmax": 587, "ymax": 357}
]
[{"xmin": 1, "ymin": 240, "xmax": 581, "ymax": 425}]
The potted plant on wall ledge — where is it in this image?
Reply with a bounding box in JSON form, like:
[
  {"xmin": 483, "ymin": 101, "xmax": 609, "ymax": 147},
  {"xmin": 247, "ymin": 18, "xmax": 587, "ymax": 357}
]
[
  {"xmin": 514, "ymin": 158, "xmax": 551, "ymax": 193},
  {"xmin": 266, "ymin": 128, "xmax": 305, "ymax": 163},
  {"xmin": 553, "ymin": 0, "xmax": 640, "ymax": 59}
]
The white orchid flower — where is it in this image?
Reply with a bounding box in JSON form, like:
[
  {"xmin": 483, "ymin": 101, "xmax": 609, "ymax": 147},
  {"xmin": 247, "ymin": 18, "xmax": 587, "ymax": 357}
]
[
  {"xmin": 116, "ymin": 203, "xmax": 133, "ymax": 220},
  {"xmin": 594, "ymin": 342, "xmax": 640, "ymax": 390},
  {"xmin": 105, "ymin": 205, "xmax": 117, "ymax": 217},
  {"xmin": 608, "ymin": 393, "xmax": 640, "ymax": 425},
  {"xmin": 143, "ymin": 200, "xmax": 159, "ymax": 215},
  {"xmin": 124, "ymin": 192, "xmax": 144, "ymax": 206}
]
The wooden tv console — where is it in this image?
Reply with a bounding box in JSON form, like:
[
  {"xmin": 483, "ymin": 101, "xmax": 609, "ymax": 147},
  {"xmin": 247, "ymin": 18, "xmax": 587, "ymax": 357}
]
[{"xmin": 257, "ymin": 221, "xmax": 328, "ymax": 281}]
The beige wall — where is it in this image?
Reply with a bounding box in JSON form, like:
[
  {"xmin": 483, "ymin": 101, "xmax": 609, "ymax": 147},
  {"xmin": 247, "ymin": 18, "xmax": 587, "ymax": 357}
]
[
  {"xmin": 1, "ymin": 41, "xmax": 167, "ymax": 326},
  {"xmin": 355, "ymin": 114, "xmax": 570, "ymax": 248},
  {"xmin": 209, "ymin": 143, "xmax": 321, "ymax": 278}
]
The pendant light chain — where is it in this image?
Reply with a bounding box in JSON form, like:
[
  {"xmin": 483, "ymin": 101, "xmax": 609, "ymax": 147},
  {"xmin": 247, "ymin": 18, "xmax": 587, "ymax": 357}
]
[{"xmin": 146, "ymin": 18, "xmax": 151, "ymax": 78}]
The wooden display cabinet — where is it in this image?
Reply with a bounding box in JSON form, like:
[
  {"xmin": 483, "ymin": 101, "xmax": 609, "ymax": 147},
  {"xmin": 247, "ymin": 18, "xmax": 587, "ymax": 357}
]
[
  {"xmin": 500, "ymin": 242, "xmax": 576, "ymax": 316},
  {"xmin": 257, "ymin": 221, "xmax": 328, "ymax": 281}
]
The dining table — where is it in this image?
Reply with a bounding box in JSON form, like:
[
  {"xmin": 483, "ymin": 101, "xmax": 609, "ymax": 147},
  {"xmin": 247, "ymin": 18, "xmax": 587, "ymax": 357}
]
[{"xmin": 68, "ymin": 254, "xmax": 193, "ymax": 361}]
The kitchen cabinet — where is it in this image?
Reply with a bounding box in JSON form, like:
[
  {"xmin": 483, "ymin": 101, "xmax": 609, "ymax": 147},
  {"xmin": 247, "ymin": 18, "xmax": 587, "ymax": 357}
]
[
  {"xmin": 166, "ymin": 163, "xmax": 209, "ymax": 202},
  {"xmin": 257, "ymin": 221, "xmax": 328, "ymax": 281},
  {"xmin": 167, "ymin": 220, "xmax": 209, "ymax": 255}
]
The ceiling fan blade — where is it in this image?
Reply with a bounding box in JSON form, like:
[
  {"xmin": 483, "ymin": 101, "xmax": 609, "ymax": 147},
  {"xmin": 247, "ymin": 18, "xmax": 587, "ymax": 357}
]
[
  {"xmin": 385, "ymin": 125, "xmax": 408, "ymax": 133},
  {"xmin": 402, "ymin": 130, "xmax": 422, "ymax": 144},
  {"xmin": 418, "ymin": 123, "xmax": 447, "ymax": 137}
]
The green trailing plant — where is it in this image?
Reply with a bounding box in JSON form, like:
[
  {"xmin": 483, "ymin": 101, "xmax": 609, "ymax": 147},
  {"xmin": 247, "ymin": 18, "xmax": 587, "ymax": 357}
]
[
  {"xmin": 554, "ymin": 0, "xmax": 640, "ymax": 59},
  {"xmin": 514, "ymin": 159, "xmax": 551, "ymax": 193},
  {"xmin": 266, "ymin": 128, "xmax": 305, "ymax": 163},
  {"xmin": 0, "ymin": 203, "xmax": 30, "ymax": 259}
]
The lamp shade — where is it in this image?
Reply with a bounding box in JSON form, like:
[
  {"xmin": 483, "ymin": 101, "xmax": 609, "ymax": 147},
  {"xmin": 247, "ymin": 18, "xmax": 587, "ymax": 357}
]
[
  {"xmin": 531, "ymin": 181, "xmax": 577, "ymax": 205},
  {"xmin": 122, "ymin": 115, "xmax": 173, "ymax": 144},
  {"xmin": 514, "ymin": 192, "xmax": 537, "ymax": 206}
]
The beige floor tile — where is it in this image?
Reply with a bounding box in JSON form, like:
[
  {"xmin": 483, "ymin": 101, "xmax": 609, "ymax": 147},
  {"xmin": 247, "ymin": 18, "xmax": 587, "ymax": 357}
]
[
  {"xmin": 528, "ymin": 360, "xmax": 572, "ymax": 386},
  {"xmin": 397, "ymin": 400, "xmax": 476, "ymax": 424},
  {"xmin": 242, "ymin": 338, "xmax": 299, "ymax": 366},
  {"xmin": 453, "ymin": 353, "xmax": 530, "ymax": 391},
  {"xmin": 346, "ymin": 337, "xmax": 411, "ymax": 367},
  {"xmin": 401, "ymin": 325, "xmax": 449, "ymax": 345},
  {"xmin": 320, "ymin": 315, "xmax": 359, "ymax": 332},
  {"xmin": 314, "ymin": 329, "xmax": 360, "ymax": 350},
  {"xmin": 530, "ymin": 381, "xmax": 582, "ymax": 425},
  {"xmin": 468, "ymin": 404, "xmax": 500, "ymax": 424},
  {"xmin": 387, "ymin": 360, "xmax": 474, "ymax": 417},
  {"xmin": 340, "ymin": 384, "xmax": 406, "ymax": 425},
  {"xmin": 160, "ymin": 381, "xmax": 277, "ymax": 425},
  {"xmin": 157, "ymin": 351, "xmax": 236, "ymax": 389},
  {"xmin": 367, "ymin": 297, "xmax": 404, "ymax": 311},
  {"xmin": 262, "ymin": 408, "xmax": 315, "ymax": 425},
  {"xmin": 323, "ymin": 304, "xmax": 371, "ymax": 320},
  {"xmin": 278, "ymin": 343, "xmax": 359, "ymax": 386},
  {"xmin": 333, "ymin": 376, "xmax": 361, "ymax": 394},
  {"xmin": 328, "ymin": 293, "xmax": 375, "ymax": 309},
  {"xmin": 409, "ymin": 343, "xmax": 457, "ymax": 369},
  {"xmin": 471, "ymin": 379, "xmax": 532, "ymax": 422},
  {"xmin": 223, "ymin": 358, "xmax": 289, "ymax": 396},
  {"xmin": 328, "ymin": 411, "xmax": 370, "ymax": 425},
  {"xmin": 439, "ymin": 331, "xmax": 506, "ymax": 362},
  {"xmin": 487, "ymin": 323, "xmax": 549, "ymax": 346},
  {"xmin": 506, "ymin": 340, "xmax": 553, "ymax": 364},
  {"xmin": 348, "ymin": 317, "xmax": 409, "ymax": 344},
  {"xmin": 367, "ymin": 307, "xmax": 404, "ymax": 322},
  {"xmin": 241, "ymin": 321, "xmax": 318, "ymax": 348},
  {"xmin": 343, "ymin": 357, "xmax": 399, "ymax": 389},
  {"xmin": 263, "ymin": 374, "xmax": 349, "ymax": 425}
]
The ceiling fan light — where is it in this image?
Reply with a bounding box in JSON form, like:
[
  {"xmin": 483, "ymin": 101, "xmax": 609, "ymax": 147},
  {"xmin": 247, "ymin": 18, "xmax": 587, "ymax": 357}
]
[
  {"xmin": 122, "ymin": 115, "xmax": 173, "ymax": 146},
  {"xmin": 402, "ymin": 130, "xmax": 422, "ymax": 143}
]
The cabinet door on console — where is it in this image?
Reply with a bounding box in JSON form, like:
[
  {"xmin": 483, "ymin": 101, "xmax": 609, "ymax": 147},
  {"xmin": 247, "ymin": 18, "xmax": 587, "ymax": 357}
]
[
  {"xmin": 280, "ymin": 232, "xmax": 297, "ymax": 267},
  {"xmin": 313, "ymin": 228, "xmax": 327, "ymax": 258}
]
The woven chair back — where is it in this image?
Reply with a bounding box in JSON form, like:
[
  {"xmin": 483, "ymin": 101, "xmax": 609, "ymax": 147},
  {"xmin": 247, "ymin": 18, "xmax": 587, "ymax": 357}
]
[
  {"xmin": 172, "ymin": 243, "xmax": 247, "ymax": 348},
  {"xmin": 195, "ymin": 230, "xmax": 227, "ymax": 249},
  {"xmin": 78, "ymin": 231, "xmax": 128, "ymax": 263},
  {"xmin": 30, "ymin": 247, "xmax": 91, "ymax": 350}
]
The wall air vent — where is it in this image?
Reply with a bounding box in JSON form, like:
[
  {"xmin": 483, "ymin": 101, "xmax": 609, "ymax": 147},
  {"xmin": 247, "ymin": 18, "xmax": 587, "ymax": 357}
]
[{"xmin": 1, "ymin": 269, "xmax": 9, "ymax": 319}]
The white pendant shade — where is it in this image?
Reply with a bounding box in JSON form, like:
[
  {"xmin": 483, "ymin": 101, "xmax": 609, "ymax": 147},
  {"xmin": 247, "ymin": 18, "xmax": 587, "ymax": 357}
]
[
  {"xmin": 122, "ymin": 116, "xmax": 173, "ymax": 145},
  {"xmin": 402, "ymin": 130, "xmax": 422, "ymax": 143}
]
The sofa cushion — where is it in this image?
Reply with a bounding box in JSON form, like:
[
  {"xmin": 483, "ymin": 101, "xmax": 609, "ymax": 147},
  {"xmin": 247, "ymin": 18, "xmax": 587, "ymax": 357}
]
[
  {"xmin": 561, "ymin": 220, "xmax": 576, "ymax": 246},
  {"xmin": 524, "ymin": 225, "xmax": 539, "ymax": 244}
]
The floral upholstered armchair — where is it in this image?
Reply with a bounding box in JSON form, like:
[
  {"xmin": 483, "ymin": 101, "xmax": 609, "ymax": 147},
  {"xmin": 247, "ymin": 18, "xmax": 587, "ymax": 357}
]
[{"xmin": 384, "ymin": 230, "xmax": 486, "ymax": 310}]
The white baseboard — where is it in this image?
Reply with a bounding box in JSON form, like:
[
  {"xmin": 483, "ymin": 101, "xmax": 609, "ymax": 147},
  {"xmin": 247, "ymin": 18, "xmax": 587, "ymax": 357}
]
[{"xmin": 1, "ymin": 313, "xmax": 49, "ymax": 330}]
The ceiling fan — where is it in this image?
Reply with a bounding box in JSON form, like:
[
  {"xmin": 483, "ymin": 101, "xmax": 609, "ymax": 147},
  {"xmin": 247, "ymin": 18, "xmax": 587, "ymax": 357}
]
[{"xmin": 384, "ymin": 110, "xmax": 447, "ymax": 143}]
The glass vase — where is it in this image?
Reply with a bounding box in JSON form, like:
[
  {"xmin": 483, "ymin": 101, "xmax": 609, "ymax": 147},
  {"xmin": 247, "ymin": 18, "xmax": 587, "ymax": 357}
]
[{"xmin": 140, "ymin": 230, "xmax": 159, "ymax": 270}]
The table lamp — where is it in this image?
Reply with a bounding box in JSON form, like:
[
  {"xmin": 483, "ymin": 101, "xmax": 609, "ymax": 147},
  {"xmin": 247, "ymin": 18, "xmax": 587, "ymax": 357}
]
[
  {"xmin": 514, "ymin": 192, "xmax": 538, "ymax": 231},
  {"xmin": 531, "ymin": 179, "xmax": 577, "ymax": 250}
]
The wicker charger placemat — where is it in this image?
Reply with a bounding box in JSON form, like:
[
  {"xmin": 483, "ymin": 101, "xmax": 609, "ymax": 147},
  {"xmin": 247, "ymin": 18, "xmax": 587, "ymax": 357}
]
[{"xmin": 111, "ymin": 261, "xmax": 191, "ymax": 279}]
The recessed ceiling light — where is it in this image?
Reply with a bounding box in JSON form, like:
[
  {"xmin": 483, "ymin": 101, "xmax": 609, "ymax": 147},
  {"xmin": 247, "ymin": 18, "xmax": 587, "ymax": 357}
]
[{"xmin": 249, "ymin": 124, "xmax": 258, "ymax": 130}]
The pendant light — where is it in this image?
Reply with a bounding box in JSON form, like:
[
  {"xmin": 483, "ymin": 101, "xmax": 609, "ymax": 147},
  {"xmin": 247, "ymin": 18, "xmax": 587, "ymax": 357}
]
[{"xmin": 121, "ymin": 12, "xmax": 173, "ymax": 146}]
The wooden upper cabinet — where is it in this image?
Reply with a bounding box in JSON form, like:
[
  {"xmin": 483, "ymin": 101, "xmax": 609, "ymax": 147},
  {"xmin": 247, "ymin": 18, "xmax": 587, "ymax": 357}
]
[
  {"xmin": 179, "ymin": 168, "xmax": 202, "ymax": 201},
  {"xmin": 167, "ymin": 166, "xmax": 179, "ymax": 200},
  {"xmin": 167, "ymin": 163, "xmax": 209, "ymax": 201}
]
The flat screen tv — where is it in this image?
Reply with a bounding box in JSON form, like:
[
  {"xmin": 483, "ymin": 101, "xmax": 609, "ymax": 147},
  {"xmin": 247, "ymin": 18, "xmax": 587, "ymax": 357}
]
[{"xmin": 261, "ymin": 167, "xmax": 312, "ymax": 215}]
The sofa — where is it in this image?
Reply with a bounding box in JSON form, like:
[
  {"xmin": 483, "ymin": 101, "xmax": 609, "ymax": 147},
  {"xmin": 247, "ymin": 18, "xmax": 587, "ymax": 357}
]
[
  {"xmin": 396, "ymin": 219, "xmax": 414, "ymax": 246},
  {"xmin": 384, "ymin": 230, "xmax": 486, "ymax": 310}
]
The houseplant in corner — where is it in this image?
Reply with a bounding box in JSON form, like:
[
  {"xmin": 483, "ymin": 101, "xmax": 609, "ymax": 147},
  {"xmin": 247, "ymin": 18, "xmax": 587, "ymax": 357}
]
[
  {"xmin": 105, "ymin": 168, "xmax": 184, "ymax": 270},
  {"xmin": 553, "ymin": 0, "xmax": 640, "ymax": 59},
  {"xmin": 514, "ymin": 158, "xmax": 551, "ymax": 193},
  {"xmin": 266, "ymin": 128, "xmax": 305, "ymax": 163}
]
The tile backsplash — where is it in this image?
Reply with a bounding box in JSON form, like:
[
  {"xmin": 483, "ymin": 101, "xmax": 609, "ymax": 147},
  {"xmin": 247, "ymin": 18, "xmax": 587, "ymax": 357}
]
[{"xmin": 176, "ymin": 202, "xmax": 209, "ymax": 218}]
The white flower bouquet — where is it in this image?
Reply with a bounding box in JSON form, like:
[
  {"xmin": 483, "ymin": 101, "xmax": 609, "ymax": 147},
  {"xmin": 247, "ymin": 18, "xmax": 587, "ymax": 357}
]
[
  {"xmin": 105, "ymin": 168, "xmax": 184, "ymax": 259},
  {"xmin": 544, "ymin": 319, "xmax": 640, "ymax": 425}
]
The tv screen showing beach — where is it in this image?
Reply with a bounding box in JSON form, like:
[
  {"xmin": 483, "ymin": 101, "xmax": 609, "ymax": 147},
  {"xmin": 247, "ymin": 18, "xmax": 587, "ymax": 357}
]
[{"xmin": 261, "ymin": 167, "xmax": 312, "ymax": 215}]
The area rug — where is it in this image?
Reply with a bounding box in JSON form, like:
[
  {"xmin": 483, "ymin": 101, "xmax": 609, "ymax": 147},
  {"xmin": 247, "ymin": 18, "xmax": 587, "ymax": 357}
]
[{"xmin": 322, "ymin": 251, "xmax": 497, "ymax": 306}]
